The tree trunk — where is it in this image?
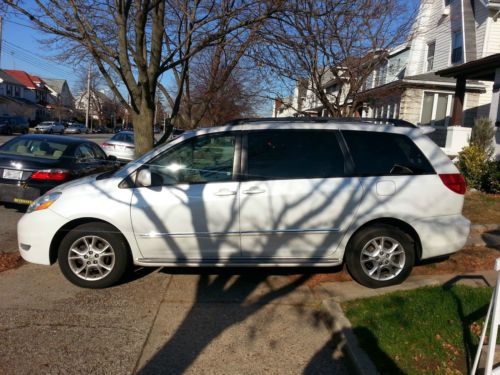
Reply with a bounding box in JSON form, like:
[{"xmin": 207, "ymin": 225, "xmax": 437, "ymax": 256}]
[{"xmin": 132, "ymin": 99, "xmax": 155, "ymax": 158}]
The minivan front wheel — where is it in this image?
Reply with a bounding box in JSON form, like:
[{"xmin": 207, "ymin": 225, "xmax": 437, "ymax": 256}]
[
  {"xmin": 346, "ymin": 225, "xmax": 415, "ymax": 288},
  {"xmin": 58, "ymin": 223, "xmax": 130, "ymax": 288}
]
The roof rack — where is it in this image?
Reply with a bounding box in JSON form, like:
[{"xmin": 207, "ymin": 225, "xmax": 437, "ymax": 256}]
[{"xmin": 224, "ymin": 117, "xmax": 417, "ymax": 128}]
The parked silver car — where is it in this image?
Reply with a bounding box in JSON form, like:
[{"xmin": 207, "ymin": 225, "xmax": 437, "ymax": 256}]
[
  {"xmin": 65, "ymin": 123, "xmax": 89, "ymax": 134},
  {"xmin": 101, "ymin": 131, "xmax": 135, "ymax": 161},
  {"xmin": 34, "ymin": 121, "xmax": 65, "ymax": 134}
]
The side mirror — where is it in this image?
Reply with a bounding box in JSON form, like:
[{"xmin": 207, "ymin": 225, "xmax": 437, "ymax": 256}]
[
  {"xmin": 136, "ymin": 168, "xmax": 163, "ymax": 187},
  {"xmin": 107, "ymin": 155, "xmax": 117, "ymax": 161},
  {"xmin": 137, "ymin": 168, "xmax": 152, "ymax": 187}
]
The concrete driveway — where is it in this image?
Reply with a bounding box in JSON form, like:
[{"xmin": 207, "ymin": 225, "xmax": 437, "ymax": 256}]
[{"xmin": 0, "ymin": 263, "xmax": 350, "ymax": 374}]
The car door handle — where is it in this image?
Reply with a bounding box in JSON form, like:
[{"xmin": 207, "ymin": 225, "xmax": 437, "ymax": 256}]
[
  {"xmin": 242, "ymin": 186, "xmax": 265, "ymax": 194},
  {"xmin": 214, "ymin": 189, "xmax": 237, "ymax": 196}
]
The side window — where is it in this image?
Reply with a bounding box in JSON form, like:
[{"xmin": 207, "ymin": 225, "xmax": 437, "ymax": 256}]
[
  {"xmin": 149, "ymin": 134, "xmax": 236, "ymax": 185},
  {"xmin": 74, "ymin": 144, "xmax": 96, "ymax": 162},
  {"xmin": 89, "ymin": 143, "xmax": 107, "ymax": 160},
  {"xmin": 246, "ymin": 130, "xmax": 345, "ymax": 180},
  {"xmin": 342, "ymin": 131, "xmax": 434, "ymax": 176}
]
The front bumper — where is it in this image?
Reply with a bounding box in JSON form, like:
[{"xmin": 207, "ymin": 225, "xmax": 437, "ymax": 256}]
[
  {"xmin": 411, "ymin": 215, "xmax": 471, "ymax": 259},
  {"xmin": 18, "ymin": 208, "xmax": 69, "ymax": 265}
]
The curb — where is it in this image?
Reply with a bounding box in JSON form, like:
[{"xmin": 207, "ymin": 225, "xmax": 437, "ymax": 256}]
[{"xmin": 322, "ymin": 299, "xmax": 378, "ymax": 375}]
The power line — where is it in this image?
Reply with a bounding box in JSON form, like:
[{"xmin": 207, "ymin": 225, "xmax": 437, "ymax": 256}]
[
  {"xmin": 2, "ymin": 47, "xmax": 76, "ymax": 82},
  {"xmin": 3, "ymin": 41, "xmax": 76, "ymax": 75},
  {"xmin": 3, "ymin": 19, "xmax": 41, "ymax": 31}
]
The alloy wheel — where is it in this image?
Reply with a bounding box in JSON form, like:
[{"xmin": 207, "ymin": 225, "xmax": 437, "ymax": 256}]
[
  {"xmin": 68, "ymin": 235, "xmax": 116, "ymax": 281},
  {"xmin": 360, "ymin": 236, "xmax": 405, "ymax": 281}
]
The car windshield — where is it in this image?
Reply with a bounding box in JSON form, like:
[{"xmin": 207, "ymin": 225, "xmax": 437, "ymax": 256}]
[{"xmin": 0, "ymin": 138, "xmax": 69, "ymax": 159}]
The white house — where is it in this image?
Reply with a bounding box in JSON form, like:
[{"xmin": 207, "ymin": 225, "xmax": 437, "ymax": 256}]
[{"xmin": 359, "ymin": 0, "xmax": 500, "ymax": 156}]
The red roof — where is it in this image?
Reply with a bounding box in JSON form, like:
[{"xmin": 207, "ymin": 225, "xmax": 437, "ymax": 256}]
[{"xmin": 3, "ymin": 70, "xmax": 46, "ymax": 90}]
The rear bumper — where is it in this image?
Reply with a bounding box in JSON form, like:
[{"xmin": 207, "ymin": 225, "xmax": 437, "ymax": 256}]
[
  {"xmin": 0, "ymin": 182, "xmax": 44, "ymax": 205},
  {"xmin": 411, "ymin": 215, "xmax": 471, "ymax": 259},
  {"xmin": 104, "ymin": 149, "xmax": 134, "ymax": 161}
]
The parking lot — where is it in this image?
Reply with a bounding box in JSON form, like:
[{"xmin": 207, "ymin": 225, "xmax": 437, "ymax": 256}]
[{"xmin": 0, "ymin": 133, "xmax": 349, "ymax": 374}]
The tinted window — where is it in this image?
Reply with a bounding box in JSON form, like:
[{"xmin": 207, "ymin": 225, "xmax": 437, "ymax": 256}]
[
  {"xmin": 149, "ymin": 134, "xmax": 236, "ymax": 185},
  {"xmin": 342, "ymin": 131, "xmax": 434, "ymax": 176},
  {"xmin": 88, "ymin": 143, "xmax": 107, "ymax": 160},
  {"xmin": 75, "ymin": 144, "xmax": 96, "ymax": 162},
  {"xmin": 246, "ymin": 130, "xmax": 345, "ymax": 180},
  {"xmin": 0, "ymin": 138, "xmax": 69, "ymax": 159}
]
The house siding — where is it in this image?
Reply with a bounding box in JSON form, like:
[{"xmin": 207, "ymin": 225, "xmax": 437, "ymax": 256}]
[
  {"xmin": 475, "ymin": 0, "xmax": 490, "ymax": 57},
  {"xmin": 485, "ymin": 16, "xmax": 500, "ymax": 56}
]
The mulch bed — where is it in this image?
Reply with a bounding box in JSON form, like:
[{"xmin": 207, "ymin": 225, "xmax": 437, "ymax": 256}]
[
  {"xmin": 305, "ymin": 246, "xmax": 500, "ymax": 288},
  {"xmin": 0, "ymin": 253, "xmax": 24, "ymax": 273}
]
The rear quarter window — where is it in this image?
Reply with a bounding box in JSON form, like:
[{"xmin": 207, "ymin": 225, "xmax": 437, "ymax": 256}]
[{"xmin": 341, "ymin": 131, "xmax": 434, "ymax": 176}]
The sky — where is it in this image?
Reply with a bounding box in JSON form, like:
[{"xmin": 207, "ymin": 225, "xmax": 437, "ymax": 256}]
[{"xmin": 1, "ymin": 17, "xmax": 82, "ymax": 92}]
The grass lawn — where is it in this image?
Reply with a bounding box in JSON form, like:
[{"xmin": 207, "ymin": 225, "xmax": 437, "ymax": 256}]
[
  {"xmin": 343, "ymin": 285, "xmax": 492, "ymax": 374},
  {"xmin": 463, "ymin": 192, "xmax": 500, "ymax": 224}
]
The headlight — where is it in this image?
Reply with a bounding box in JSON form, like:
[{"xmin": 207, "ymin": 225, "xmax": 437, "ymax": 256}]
[{"xmin": 27, "ymin": 192, "xmax": 62, "ymax": 213}]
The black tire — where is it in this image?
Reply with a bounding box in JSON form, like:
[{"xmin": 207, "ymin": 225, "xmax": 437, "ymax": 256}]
[
  {"xmin": 49, "ymin": 129, "xmax": 53, "ymax": 134},
  {"xmin": 58, "ymin": 222, "xmax": 130, "ymax": 288},
  {"xmin": 345, "ymin": 224, "xmax": 415, "ymax": 288}
]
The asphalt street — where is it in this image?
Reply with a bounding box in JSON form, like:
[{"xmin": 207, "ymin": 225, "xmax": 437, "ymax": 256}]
[{"xmin": 0, "ymin": 263, "xmax": 350, "ymax": 374}]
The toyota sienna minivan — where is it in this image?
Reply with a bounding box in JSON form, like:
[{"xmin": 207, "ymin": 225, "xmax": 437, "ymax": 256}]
[{"xmin": 17, "ymin": 118, "xmax": 470, "ymax": 289}]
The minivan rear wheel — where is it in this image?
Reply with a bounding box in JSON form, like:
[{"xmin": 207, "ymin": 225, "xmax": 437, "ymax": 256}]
[
  {"xmin": 346, "ymin": 224, "xmax": 415, "ymax": 288},
  {"xmin": 58, "ymin": 223, "xmax": 130, "ymax": 288}
]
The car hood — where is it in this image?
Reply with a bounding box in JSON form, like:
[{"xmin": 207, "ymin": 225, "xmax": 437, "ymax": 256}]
[{"xmin": 50, "ymin": 173, "xmax": 101, "ymax": 192}]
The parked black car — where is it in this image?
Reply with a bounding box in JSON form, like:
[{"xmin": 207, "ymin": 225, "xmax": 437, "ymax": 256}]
[
  {"xmin": 0, "ymin": 116, "xmax": 30, "ymax": 135},
  {"xmin": 0, "ymin": 134, "xmax": 120, "ymax": 205}
]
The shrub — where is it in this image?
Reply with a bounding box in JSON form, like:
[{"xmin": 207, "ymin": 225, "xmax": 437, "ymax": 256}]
[
  {"xmin": 482, "ymin": 161, "xmax": 500, "ymax": 194},
  {"xmin": 470, "ymin": 117, "xmax": 495, "ymax": 158},
  {"xmin": 457, "ymin": 144, "xmax": 489, "ymax": 190}
]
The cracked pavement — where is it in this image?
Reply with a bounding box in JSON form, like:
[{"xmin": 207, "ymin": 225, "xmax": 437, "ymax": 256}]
[{"xmin": 0, "ymin": 263, "xmax": 350, "ymax": 374}]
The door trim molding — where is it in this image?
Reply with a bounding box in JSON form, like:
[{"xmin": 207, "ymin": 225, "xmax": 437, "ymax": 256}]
[{"xmin": 138, "ymin": 228, "xmax": 340, "ymax": 238}]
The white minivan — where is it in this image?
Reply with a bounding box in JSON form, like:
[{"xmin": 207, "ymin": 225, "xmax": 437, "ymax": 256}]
[{"xmin": 17, "ymin": 119, "xmax": 470, "ymax": 288}]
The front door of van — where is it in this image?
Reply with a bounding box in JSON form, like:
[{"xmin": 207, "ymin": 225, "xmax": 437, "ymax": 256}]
[
  {"xmin": 130, "ymin": 133, "xmax": 241, "ymax": 262},
  {"xmin": 239, "ymin": 130, "xmax": 363, "ymax": 261}
]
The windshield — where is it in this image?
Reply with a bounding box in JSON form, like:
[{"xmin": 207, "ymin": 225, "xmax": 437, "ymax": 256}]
[{"xmin": 0, "ymin": 138, "xmax": 69, "ymax": 159}]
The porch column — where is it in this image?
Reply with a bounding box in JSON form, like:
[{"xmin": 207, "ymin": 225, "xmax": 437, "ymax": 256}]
[
  {"xmin": 489, "ymin": 68, "xmax": 500, "ymax": 127},
  {"xmin": 451, "ymin": 76, "xmax": 466, "ymax": 126}
]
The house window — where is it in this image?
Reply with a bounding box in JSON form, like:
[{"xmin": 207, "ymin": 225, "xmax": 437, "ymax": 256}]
[
  {"xmin": 14, "ymin": 86, "xmax": 20, "ymax": 98},
  {"xmin": 451, "ymin": 31, "xmax": 463, "ymax": 64},
  {"xmin": 6, "ymin": 85, "xmax": 12, "ymax": 96},
  {"xmin": 420, "ymin": 91, "xmax": 454, "ymax": 125},
  {"xmin": 325, "ymin": 84, "xmax": 337, "ymax": 95},
  {"xmin": 426, "ymin": 41, "xmax": 436, "ymax": 71}
]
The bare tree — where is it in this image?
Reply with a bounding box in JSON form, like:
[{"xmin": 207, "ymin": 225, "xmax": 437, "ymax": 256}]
[
  {"xmin": 257, "ymin": 0, "xmax": 414, "ymax": 117},
  {"xmin": 5, "ymin": 0, "xmax": 283, "ymax": 156},
  {"xmin": 158, "ymin": 43, "xmax": 262, "ymax": 132}
]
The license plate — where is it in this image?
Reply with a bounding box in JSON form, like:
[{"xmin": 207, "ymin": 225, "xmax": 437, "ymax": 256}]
[{"xmin": 2, "ymin": 169, "xmax": 23, "ymax": 180}]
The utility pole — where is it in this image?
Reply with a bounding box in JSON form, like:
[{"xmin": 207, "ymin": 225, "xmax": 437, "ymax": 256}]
[
  {"xmin": 85, "ymin": 65, "xmax": 91, "ymax": 131},
  {"xmin": 0, "ymin": 17, "xmax": 3, "ymax": 67}
]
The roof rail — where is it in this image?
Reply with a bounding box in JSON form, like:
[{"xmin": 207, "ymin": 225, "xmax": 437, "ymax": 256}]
[{"xmin": 224, "ymin": 117, "xmax": 417, "ymax": 128}]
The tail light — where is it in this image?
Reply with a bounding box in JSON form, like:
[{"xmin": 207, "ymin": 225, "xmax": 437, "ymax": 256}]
[
  {"xmin": 439, "ymin": 173, "xmax": 466, "ymax": 195},
  {"xmin": 31, "ymin": 169, "xmax": 70, "ymax": 181},
  {"xmin": 102, "ymin": 142, "xmax": 112, "ymax": 149}
]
